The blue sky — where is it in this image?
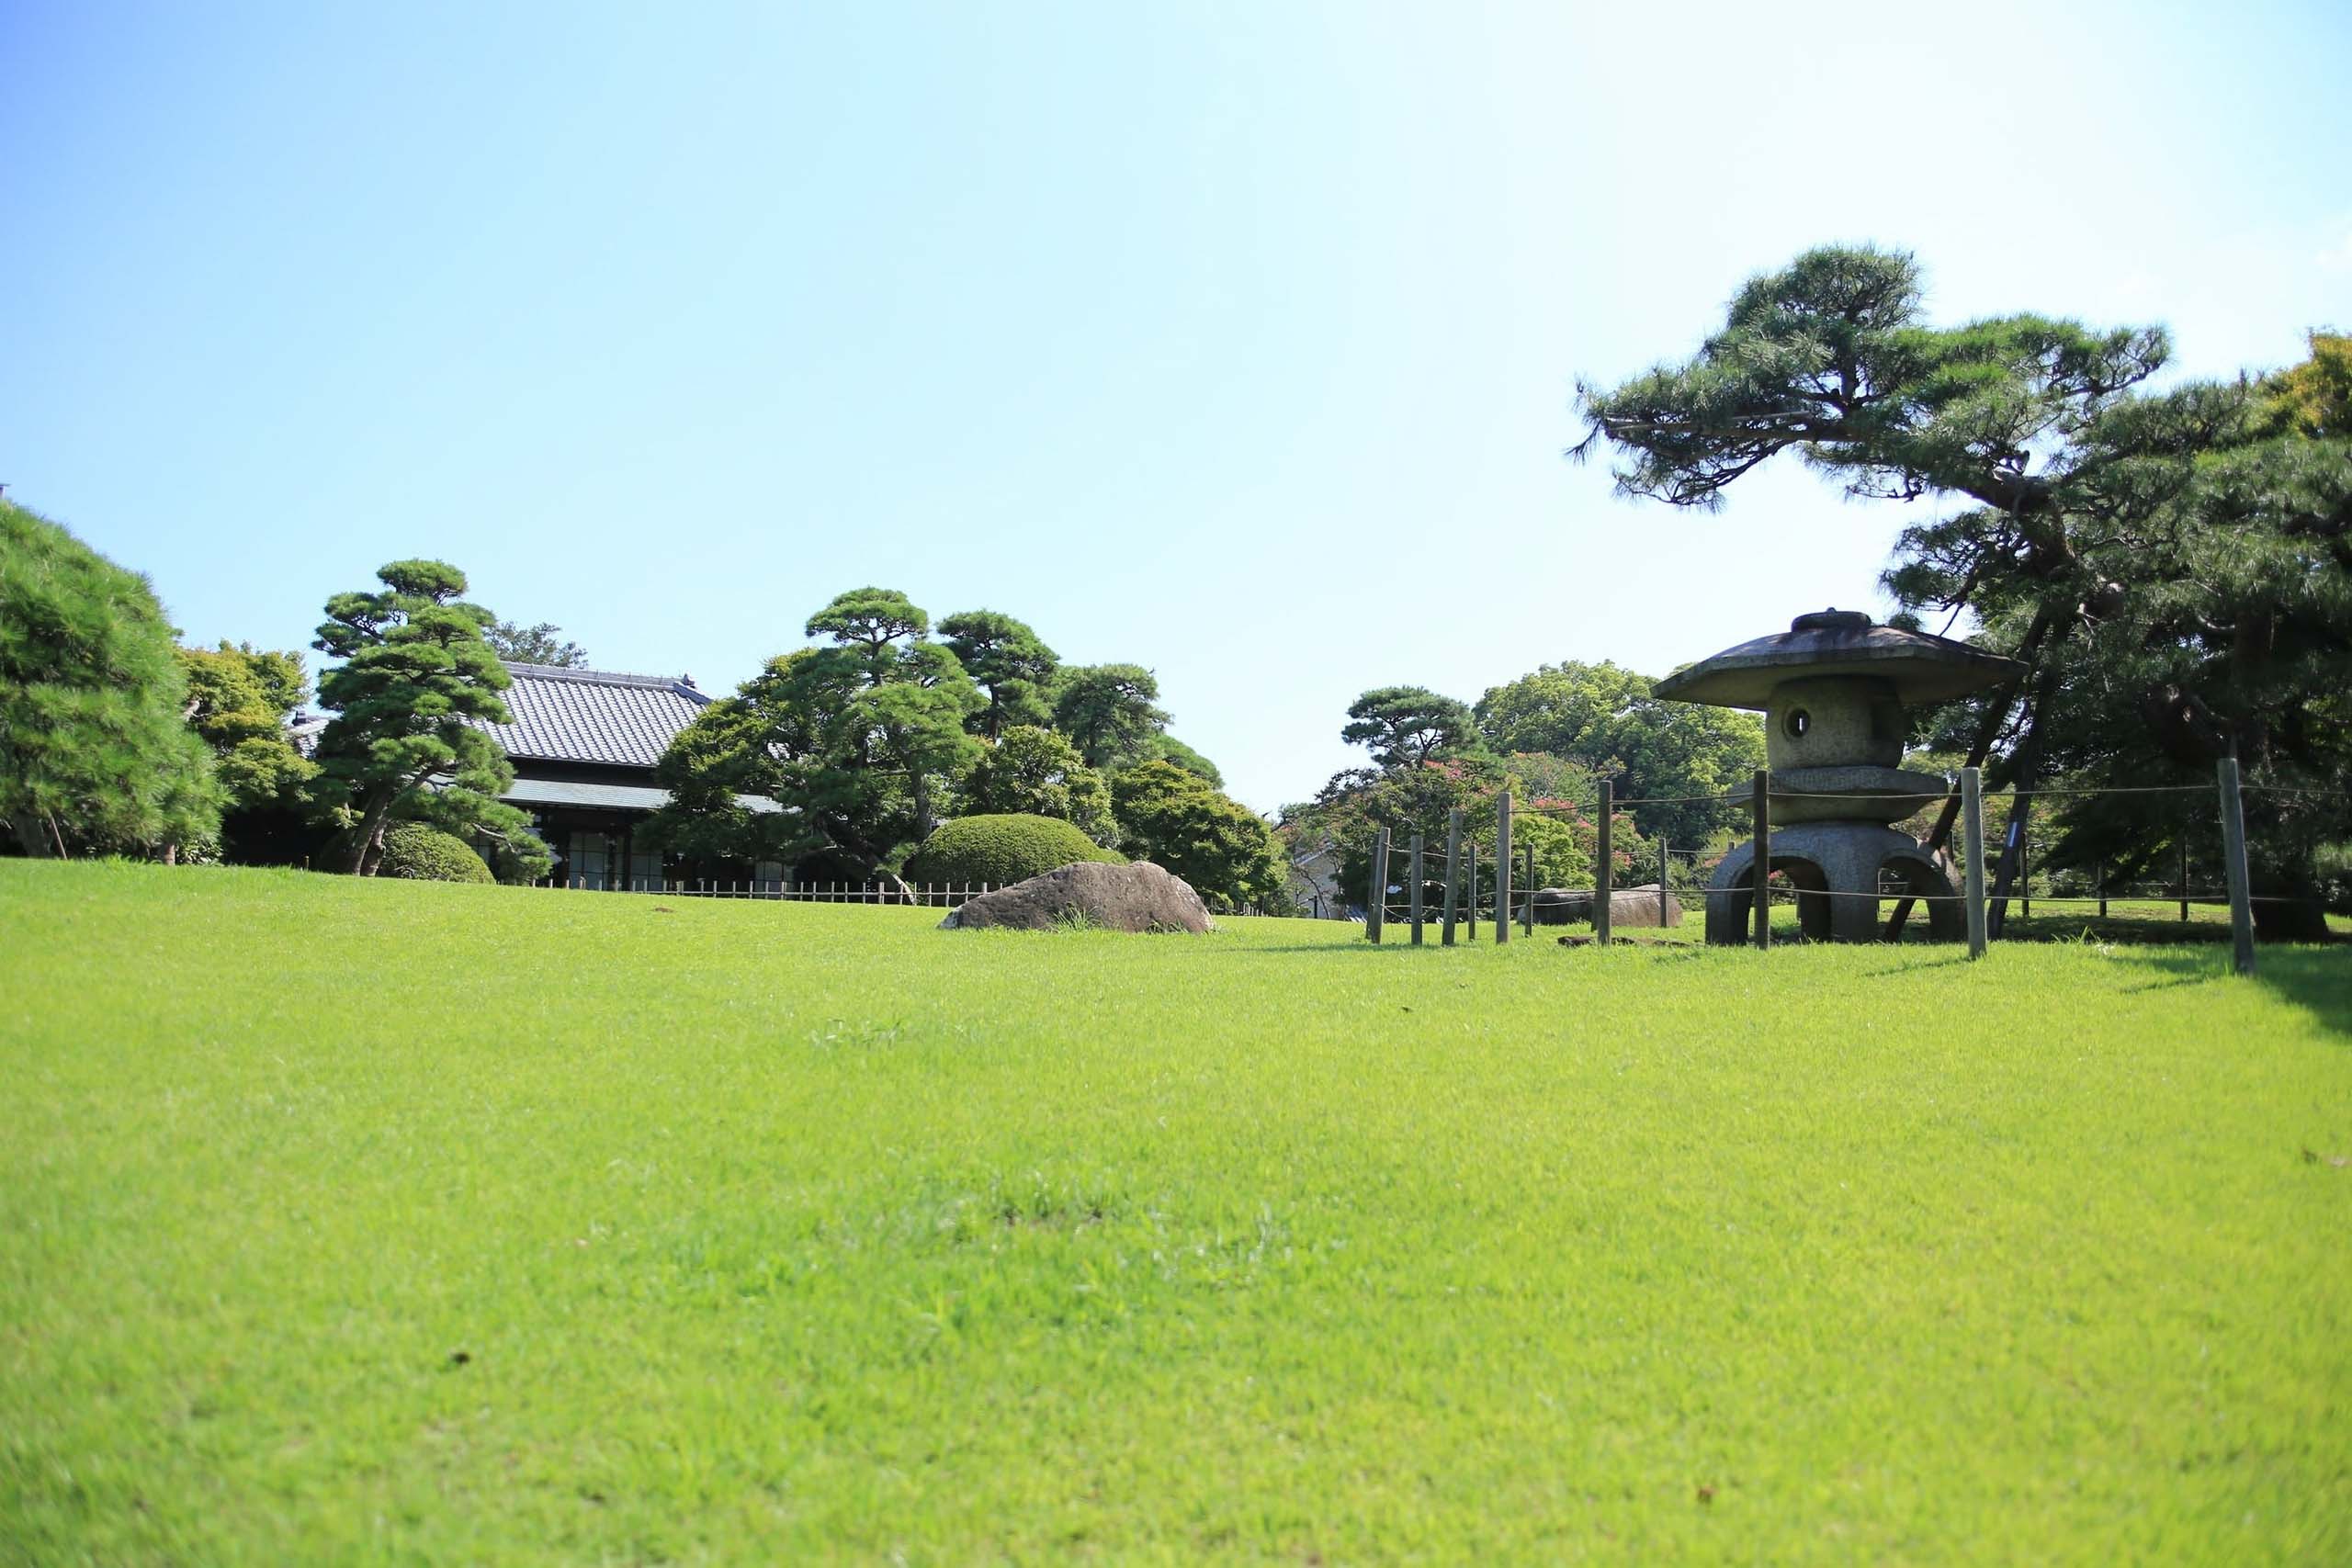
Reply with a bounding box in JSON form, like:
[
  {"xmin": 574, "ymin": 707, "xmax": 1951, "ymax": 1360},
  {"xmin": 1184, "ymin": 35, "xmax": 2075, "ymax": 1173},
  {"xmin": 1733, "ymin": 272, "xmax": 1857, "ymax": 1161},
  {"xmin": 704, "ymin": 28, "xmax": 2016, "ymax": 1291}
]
[{"xmin": 6, "ymin": 1, "xmax": 2346, "ymax": 811}]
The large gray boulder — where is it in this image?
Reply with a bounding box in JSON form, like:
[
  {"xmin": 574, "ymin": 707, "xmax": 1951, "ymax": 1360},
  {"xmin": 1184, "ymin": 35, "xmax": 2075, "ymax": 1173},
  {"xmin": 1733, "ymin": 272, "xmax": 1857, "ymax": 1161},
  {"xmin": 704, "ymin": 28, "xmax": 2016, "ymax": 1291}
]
[
  {"xmin": 1531, "ymin": 887, "xmax": 1590, "ymax": 925},
  {"xmin": 1610, "ymin": 883, "xmax": 1684, "ymax": 929},
  {"xmin": 939, "ymin": 860, "xmax": 1214, "ymax": 934},
  {"xmin": 1532, "ymin": 884, "xmax": 1683, "ymax": 928}
]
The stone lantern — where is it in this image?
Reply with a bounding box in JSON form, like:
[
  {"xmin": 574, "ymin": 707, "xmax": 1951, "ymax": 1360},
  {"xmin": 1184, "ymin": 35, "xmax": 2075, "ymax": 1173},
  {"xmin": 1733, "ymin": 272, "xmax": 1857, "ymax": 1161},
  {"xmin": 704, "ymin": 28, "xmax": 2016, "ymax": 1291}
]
[{"xmin": 1653, "ymin": 609, "xmax": 2023, "ymax": 943}]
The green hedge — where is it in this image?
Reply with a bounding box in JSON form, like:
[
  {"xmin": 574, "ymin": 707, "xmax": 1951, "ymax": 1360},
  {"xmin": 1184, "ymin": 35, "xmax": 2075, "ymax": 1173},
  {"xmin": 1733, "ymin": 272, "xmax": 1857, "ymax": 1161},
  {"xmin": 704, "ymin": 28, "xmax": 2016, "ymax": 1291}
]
[
  {"xmin": 904, "ymin": 814, "xmax": 1124, "ymax": 888},
  {"xmin": 376, "ymin": 822, "xmax": 494, "ymax": 884}
]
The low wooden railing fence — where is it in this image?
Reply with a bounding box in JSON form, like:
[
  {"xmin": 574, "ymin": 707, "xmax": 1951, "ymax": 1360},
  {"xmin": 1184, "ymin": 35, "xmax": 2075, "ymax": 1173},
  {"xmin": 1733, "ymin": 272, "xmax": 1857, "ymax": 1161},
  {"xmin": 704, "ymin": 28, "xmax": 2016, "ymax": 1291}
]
[{"xmin": 534, "ymin": 879, "xmax": 998, "ymax": 908}]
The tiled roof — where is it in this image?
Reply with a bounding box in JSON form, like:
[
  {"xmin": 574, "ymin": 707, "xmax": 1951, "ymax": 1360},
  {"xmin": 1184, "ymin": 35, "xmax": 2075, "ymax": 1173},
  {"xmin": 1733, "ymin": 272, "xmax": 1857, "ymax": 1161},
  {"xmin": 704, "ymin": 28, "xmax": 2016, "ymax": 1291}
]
[{"xmin": 469, "ymin": 662, "xmax": 710, "ymax": 769}]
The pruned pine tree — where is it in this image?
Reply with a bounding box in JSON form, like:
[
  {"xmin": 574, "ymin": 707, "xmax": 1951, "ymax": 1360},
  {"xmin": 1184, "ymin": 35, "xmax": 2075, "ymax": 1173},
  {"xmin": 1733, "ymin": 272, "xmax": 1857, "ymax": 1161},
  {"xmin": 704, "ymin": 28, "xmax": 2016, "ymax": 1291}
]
[
  {"xmin": 854, "ymin": 646, "xmax": 985, "ymax": 840},
  {"xmin": 639, "ymin": 688, "xmax": 809, "ymax": 868},
  {"xmin": 1051, "ymin": 663, "xmax": 1168, "ymax": 771},
  {"xmin": 1579, "ymin": 250, "xmax": 2352, "ymax": 937},
  {"xmin": 806, "ymin": 587, "xmax": 930, "ymax": 686},
  {"xmin": 1575, "ymin": 245, "xmax": 2167, "ymax": 528},
  {"xmin": 484, "ymin": 620, "xmax": 589, "ymax": 668},
  {"xmin": 310, "ymin": 559, "xmax": 542, "ymax": 876},
  {"xmin": 645, "ymin": 591, "xmax": 981, "ymax": 877},
  {"xmin": 1574, "ymin": 243, "xmax": 2166, "ymax": 796},
  {"xmin": 939, "ymin": 609, "xmax": 1058, "ymax": 738},
  {"xmin": 1894, "ymin": 339, "xmax": 2352, "ymax": 938},
  {"xmin": 1340, "ymin": 685, "xmax": 1483, "ymax": 771}
]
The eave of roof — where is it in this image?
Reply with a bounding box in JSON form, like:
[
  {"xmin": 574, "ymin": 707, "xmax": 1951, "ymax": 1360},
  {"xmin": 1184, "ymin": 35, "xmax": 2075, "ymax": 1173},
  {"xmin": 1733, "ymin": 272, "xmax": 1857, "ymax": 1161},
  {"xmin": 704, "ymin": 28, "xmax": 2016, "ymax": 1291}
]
[{"xmin": 498, "ymin": 777, "xmax": 788, "ymax": 815}]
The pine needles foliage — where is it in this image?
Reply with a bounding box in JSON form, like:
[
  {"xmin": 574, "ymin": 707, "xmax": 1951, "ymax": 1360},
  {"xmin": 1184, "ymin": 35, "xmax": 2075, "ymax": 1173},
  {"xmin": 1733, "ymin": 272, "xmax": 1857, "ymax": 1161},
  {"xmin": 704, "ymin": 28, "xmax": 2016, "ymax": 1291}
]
[{"xmin": 0, "ymin": 498, "xmax": 218, "ymax": 858}]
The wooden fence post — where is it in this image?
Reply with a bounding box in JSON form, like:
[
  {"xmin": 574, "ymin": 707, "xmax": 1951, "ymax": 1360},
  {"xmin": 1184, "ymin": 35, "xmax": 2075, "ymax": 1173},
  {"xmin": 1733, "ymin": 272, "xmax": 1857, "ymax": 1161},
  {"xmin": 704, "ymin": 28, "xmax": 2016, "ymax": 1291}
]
[
  {"xmin": 1962, "ymin": 766, "xmax": 1987, "ymax": 960},
  {"xmin": 1659, "ymin": 838, "xmax": 1670, "ymax": 930},
  {"xmin": 1595, "ymin": 777, "xmax": 1614, "ymax": 947},
  {"xmin": 1521, "ymin": 842, "xmax": 1533, "ymax": 935},
  {"xmin": 1495, "ymin": 793, "xmax": 1512, "ymax": 945},
  {"xmin": 1442, "ymin": 809, "xmax": 1462, "ymax": 946},
  {"xmin": 1751, "ymin": 768, "xmax": 1771, "ymax": 951},
  {"xmin": 1465, "ymin": 838, "xmax": 1478, "ymax": 942},
  {"xmin": 2217, "ymin": 758, "xmax": 2256, "ymax": 976},
  {"xmin": 2096, "ymin": 865, "xmax": 2107, "ymax": 920},
  {"xmin": 2178, "ymin": 840, "xmax": 2190, "ymax": 923},
  {"xmin": 1367, "ymin": 829, "xmax": 1390, "ymax": 943},
  {"xmin": 1408, "ymin": 833, "xmax": 1425, "ymax": 946}
]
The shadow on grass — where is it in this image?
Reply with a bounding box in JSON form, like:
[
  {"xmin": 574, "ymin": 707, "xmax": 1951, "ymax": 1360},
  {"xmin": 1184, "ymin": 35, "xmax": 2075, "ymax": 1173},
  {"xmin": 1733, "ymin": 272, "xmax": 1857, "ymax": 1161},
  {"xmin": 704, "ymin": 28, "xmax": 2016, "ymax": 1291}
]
[
  {"xmin": 2001, "ymin": 911, "xmax": 2236, "ymax": 945},
  {"xmin": 1238, "ymin": 919, "xmax": 2348, "ymax": 1039},
  {"xmin": 1233, "ymin": 940, "xmax": 1494, "ymax": 955},
  {"xmin": 2122, "ymin": 946, "xmax": 2352, "ymax": 1043},
  {"xmin": 1233, "ymin": 936, "xmax": 1982, "ymax": 967}
]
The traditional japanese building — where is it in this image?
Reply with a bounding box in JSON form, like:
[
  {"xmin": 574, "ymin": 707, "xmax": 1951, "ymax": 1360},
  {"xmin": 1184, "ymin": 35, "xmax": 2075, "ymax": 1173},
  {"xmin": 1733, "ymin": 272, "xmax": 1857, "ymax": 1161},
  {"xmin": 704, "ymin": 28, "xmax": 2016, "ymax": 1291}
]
[{"xmin": 469, "ymin": 662, "xmax": 786, "ymax": 889}]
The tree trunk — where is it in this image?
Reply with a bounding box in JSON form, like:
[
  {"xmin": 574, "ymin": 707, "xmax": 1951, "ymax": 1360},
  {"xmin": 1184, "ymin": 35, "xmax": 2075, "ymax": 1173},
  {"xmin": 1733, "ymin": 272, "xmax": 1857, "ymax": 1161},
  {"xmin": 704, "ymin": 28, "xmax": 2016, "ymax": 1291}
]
[
  {"xmin": 360, "ymin": 821, "xmax": 391, "ymax": 876},
  {"xmin": 1884, "ymin": 607, "xmax": 2056, "ymax": 940},
  {"xmin": 1985, "ymin": 663, "xmax": 2063, "ymax": 938},
  {"xmin": 347, "ymin": 791, "xmax": 396, "ymax": 874},
  {"xmin": 9, "ymin": 813, "xmax": 58, "ymax": 858}
]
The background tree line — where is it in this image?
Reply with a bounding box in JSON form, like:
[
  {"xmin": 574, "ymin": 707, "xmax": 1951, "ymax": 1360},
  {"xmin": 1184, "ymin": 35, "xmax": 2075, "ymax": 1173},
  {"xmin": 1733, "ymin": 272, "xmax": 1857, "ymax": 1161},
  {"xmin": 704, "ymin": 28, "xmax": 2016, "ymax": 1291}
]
[
  {"xmin": 1281, "ymin": 663, "xmax": 1767, "ymax": 910},
  {"xmin": 1, "ymin": 516, "xmax": 1287, "ymax": 908},
  {"xmin": 638, "ymin": 586, "xmax": 1286, "ymax": 910},
  {"xmin": 12, "ymin": 243, "xmax": 2340, "ymax": 931},
  {"xmin": 3, "ymin": 503, "xmax": 570, "ymax": 882}
]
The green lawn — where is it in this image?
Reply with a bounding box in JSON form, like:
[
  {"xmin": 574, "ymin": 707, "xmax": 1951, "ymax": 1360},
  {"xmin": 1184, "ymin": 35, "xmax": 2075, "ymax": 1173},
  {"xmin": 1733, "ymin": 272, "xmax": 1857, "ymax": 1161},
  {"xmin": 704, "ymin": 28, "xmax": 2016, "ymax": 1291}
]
[{"xmin": 4, "ymin": 862, "xmax": 2348, "ymax": 1563}]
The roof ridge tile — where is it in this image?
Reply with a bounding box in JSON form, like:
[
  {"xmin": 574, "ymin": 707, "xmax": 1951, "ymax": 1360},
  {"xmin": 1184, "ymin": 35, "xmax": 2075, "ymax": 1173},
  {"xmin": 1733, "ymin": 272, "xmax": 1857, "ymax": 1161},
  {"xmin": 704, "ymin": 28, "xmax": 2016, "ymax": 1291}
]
[{"xmin": 501, "ymin": 660, "xmax": 697, "ymax": 691}]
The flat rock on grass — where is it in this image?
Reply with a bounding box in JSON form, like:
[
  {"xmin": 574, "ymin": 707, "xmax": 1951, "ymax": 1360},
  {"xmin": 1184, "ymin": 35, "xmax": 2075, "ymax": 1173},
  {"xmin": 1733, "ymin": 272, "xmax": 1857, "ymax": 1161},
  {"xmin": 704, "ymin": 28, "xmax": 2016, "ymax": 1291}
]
[{"xmin": 939, "ymin": 861, "xmax": 1214, "ymax": 934}]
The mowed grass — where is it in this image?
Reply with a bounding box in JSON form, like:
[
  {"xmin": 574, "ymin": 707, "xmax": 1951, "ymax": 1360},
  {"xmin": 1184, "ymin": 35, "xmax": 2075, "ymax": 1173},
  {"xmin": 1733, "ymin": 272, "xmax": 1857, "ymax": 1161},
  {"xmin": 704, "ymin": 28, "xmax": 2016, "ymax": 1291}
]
[{"xmin": 4, "ymin": 863, "xmax": 2349, "ymax": 1563}]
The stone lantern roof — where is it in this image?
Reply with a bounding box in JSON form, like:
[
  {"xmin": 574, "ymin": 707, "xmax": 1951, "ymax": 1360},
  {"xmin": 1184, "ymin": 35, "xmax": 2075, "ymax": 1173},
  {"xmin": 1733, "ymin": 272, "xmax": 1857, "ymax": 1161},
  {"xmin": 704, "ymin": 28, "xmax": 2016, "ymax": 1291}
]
[{"xmin": 1653, "ymin": 609, "xmax": 2024, "ymax": 709}]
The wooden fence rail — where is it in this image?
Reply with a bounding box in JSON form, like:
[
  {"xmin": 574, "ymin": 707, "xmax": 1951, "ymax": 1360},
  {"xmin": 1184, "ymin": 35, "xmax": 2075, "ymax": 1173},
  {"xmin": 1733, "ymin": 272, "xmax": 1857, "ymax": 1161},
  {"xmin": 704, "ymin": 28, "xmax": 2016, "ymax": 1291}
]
[{"xmin": 535, "ymin": 879, "xmax": 1001, "ymax": 908}]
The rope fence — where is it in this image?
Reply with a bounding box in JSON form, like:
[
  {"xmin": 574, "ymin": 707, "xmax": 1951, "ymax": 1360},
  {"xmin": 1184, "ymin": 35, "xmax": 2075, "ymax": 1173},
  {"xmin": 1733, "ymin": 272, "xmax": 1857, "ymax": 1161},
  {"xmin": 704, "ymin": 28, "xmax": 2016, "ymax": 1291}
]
[
  {"xmin": 1499, "ymin": 781, "xmax": 2349, "ymax": 814},
  {"xmin": 1357, "ymin": 758, "xmax": 2302, "ymax": 974}
]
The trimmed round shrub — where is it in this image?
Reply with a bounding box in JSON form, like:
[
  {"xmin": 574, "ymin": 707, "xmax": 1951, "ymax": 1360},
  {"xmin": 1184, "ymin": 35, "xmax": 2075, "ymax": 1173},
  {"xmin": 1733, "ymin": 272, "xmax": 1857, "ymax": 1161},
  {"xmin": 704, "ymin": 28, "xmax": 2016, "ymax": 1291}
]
[
  {"xmin": 904, "ymin": 813, "xmax": 1124, "ymax": 888},
  {"xmin": 375, "ymin": 822, "xmax": 494, "ymax": 884}
]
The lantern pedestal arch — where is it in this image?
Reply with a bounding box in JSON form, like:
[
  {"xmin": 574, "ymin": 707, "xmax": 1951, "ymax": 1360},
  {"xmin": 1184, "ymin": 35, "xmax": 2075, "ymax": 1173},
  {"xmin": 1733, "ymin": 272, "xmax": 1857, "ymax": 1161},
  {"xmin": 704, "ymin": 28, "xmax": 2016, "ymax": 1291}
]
[{"xmin": 1704, "ymin": 823, "xmax": 1965, "ymax": 945}]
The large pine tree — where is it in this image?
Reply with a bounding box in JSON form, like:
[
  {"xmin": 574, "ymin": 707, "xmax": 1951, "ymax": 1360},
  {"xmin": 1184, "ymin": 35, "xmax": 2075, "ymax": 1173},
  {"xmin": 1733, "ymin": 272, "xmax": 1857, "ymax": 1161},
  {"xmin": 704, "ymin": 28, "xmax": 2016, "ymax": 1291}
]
[
  {"xmin": 0, "ymin": 497, "xmax": 218, "ymax": 859},
  {"xmin": 310, "ymin": 559, "xmax": 541, "ymax": 875},
  {"xmin": 641, "ymin": 588, "xmax": 982, "ymax": 877}
]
